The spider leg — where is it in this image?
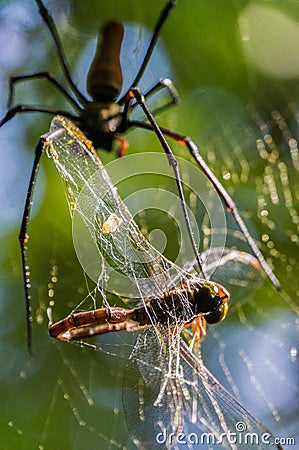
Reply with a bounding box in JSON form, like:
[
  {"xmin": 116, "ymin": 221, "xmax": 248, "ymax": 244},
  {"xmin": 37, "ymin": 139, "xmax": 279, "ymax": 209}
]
[
  {"xmin": 117, "ymin": 79, "xmax": 180, "ymax": 157},
  {"xmin": 7, "ymin": 72, "xmax": 81, "ymax": 111},
  {"xmin": 17, "ymin": 126, "xmax": 74, "ymax": 354},
  {"xmin": 118, "ymin": 0, "xmax": 176, "ymax": 105},
  {"xmin": 130, "ymin": 120, "xmax": 281, "ymax": 290},
  {"xmin": 0, "ymin": 105, "xmax": 79, "ymax": 128},
  {"xmin": 129, "ymin": 78, "xmax": 180, "ymax": 116},
  {"xmin": 34, "ymin": 0, "xmax": 88, "ymax": 105},
  {"xmin": 18, "ymin": 136, "xmax": 46, "ymax": 355},
  {"xmin": 127, "ymin": 87, "xmax": 205, "ymax": 277}
]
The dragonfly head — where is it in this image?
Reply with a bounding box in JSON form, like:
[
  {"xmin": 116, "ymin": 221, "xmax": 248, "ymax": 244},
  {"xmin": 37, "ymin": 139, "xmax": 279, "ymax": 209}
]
[{"xmin": 192, "ymin": 280, "xmax": 230, "ymax": 325}]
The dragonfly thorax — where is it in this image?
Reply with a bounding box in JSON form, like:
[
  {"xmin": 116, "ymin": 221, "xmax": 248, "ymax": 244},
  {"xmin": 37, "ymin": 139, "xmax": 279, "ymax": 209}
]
[{"xmin": 141, "ymin": 279, "xmax": 230, "ymax": 329}]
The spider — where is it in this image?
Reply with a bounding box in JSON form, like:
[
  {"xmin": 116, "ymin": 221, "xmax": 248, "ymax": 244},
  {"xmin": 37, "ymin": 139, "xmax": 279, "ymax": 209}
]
[{"xmin": 0, "ymin": 0, "xmax": 280, "ymax": 353}]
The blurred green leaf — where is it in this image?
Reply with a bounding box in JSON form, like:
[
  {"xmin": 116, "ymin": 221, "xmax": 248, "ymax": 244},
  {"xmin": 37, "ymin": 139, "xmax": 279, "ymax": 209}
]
[{"xmin": 0, "ymin": 0, "xmax": 298, "ymax": 448}]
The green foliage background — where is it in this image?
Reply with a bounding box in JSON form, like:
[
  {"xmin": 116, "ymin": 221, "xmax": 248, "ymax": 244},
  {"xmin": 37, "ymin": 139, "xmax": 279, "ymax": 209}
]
[{"xmin": 0, "ymin": 0, "xmax": 298, "ymax": 449}]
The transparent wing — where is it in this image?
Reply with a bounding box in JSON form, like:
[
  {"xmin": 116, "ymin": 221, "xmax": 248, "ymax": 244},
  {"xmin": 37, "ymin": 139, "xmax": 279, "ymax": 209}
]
[
  {"xmin": 45, "ymin": 116, "xmax": 187, "ymax": 300},
  {"xmin": 181, "ymin": 247, "xmax": 265, "ymax": 344},
  {"xmin": 169, "ymin": 247, "xmax": 264, "ymax": 295},
  {"xmin": 45, "ymin": 116, "xmax": 264, "ymax": 301},
  {"xmin": 123, "ymin": 329, "xmax": 281, "ymax": 450},
  {"xmin": 201, "ymin": 247, "xmax": 263, "ymax": 283}
]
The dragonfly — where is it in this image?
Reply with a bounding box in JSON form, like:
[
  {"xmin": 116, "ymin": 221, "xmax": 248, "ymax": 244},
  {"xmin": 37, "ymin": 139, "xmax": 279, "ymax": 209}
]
[
  {"xmin": 44, "ymin": 115, "xmax": 282, "ymax": 450},
  {"xmin": 0, "ymin": 0, "xmax": 280, "ymax": 354}
]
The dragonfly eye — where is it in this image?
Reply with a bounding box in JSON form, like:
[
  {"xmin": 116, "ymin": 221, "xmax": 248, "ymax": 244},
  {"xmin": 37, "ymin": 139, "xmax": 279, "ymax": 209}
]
[
  {"xmin": 191, "ymin": 281, "xmax": 230, "ymax": 324},
  {"xmin": 205, "ymin": 302, "xmax": 229, "ymax": 324},
  {"xmin": 203, "ymin": 281, "xmax": 230, "ymax": 324}
]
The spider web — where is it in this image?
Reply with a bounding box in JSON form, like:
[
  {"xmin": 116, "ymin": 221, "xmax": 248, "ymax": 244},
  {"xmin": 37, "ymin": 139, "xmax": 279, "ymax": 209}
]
[{"xmin": 0, "ymin": 1, "xmax": 298, "ymax": 449}]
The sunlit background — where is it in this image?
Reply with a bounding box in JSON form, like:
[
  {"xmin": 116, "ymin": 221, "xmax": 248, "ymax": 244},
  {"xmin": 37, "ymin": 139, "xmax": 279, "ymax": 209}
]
[{"xmin": 0, "ymin": 0, "xmax": 298, "ymax": 449}]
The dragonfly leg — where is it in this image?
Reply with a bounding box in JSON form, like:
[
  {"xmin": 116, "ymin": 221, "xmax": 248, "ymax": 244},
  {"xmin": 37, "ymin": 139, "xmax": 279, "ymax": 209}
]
[
  {"xmin": 191, "ymin": 316, "xmax": 206, "ymax": 340},
  {"xmin": 182, "ymin": 316, "xmax": 206, "ymax": 352}
]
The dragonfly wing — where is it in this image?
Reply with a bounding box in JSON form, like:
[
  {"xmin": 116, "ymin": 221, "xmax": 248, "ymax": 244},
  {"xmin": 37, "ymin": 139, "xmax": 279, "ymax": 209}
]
[
  {"xmin": 45, "ymin": 116, "xmax": 185, "ymax": 300},
  {"xmin": 178, "ymin": 339, "xmax": 281, "ymax": 449},
  {"xmin": 179, "ymin": 247, "xmax": 264, "ymax": 292},
  {"xmin": 123, "ymin": 329, "xmax": 280, "ymax": 450},
  {"xmin": 202, "ymin": 247, "xmax": 263, "ymax": 283}
]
